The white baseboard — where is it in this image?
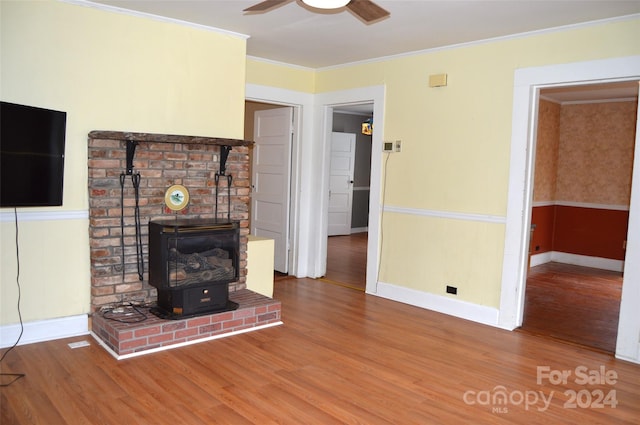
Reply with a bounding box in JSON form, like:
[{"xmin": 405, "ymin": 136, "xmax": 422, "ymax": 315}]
[
  {"xmin": 531, "ymin": 251, "xmax": 624, "ymax": 272},
  {"xmin": 530, "ymin": 252, "xmax": 553, "ymax": 267},
  {"xmin": 350, "ymin": 227, "xmax": 368, "ymax": 234},
  {"xmin": 375, "ymin": 282, "xmax": 499, "ymax": 328},
  {"xmin": 0, "ymin": 314, "xmax": 89, "ymax": 348}
]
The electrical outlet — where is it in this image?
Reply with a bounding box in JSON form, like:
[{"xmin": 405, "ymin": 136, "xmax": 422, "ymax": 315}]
[
  {"xmin": 446, "ymin": 285, "xmax": 457, "ymax": 295},
  {"xmin": 383, "ymin": 141, "xmax": 394, "ymax": 152},
  {"xmin": 394, "ymin": 140, "xmax": 402, "ymax": 152}
]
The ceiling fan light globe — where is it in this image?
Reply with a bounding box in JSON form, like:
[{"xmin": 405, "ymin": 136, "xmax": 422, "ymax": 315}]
[{"xmin": 302, "ymin": 0, "xmax": 350, "ymax": 10}]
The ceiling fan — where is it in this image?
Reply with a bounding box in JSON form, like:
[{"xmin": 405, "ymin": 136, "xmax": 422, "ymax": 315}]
[{"xmin": 244, "ymin": 0, "xmax": 390, "ymax": 24}]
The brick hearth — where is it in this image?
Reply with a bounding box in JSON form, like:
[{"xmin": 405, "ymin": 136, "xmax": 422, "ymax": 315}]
[
  {"xmin": 87, "ymin": 131, "xmax": 282, "ymax": 357},
  {"xmin": 92, "ymin": 289, "xmax": 281, "ymax": 359}
]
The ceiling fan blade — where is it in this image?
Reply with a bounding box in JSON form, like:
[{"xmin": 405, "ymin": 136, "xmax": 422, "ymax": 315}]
[
  {"xmin": 244, "ymin": 0, "xmax": 290, "ymax": 12},
  {"xmin": 346, "ymin": 0, "xmax": 389, "ymax": 23}
]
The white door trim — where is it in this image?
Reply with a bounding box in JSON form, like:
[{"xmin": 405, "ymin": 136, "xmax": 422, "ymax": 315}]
[
  {"xmin": 499, "ymin": 56, "xmax": 640, "ymax": 364},
  {"xmin": 251, "ymin": 106, "xmax": 293, "ymax": 273},
  {"xmin": 245, "ymin": 84, "xmax": 313, "ymax": 277},
  {"xmin": 315, "ymin": 86, "xmax": 386, "ymax": 295}
]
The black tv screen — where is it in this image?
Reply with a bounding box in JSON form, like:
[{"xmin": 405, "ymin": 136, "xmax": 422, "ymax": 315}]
[{"xmin": 1, "ymin": 101, "xmax": 67, "ymax": 207}]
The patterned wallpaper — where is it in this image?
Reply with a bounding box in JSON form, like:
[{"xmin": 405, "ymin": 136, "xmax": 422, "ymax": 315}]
[
  {"xmin": 533, "ymin": 100, "xmax": 560, "ymax": 202},
  {"xmin": 535, "ymin": 99, "xmax": 637, "ymax": 206}
]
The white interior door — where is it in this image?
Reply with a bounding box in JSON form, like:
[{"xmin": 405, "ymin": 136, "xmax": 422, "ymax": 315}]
[
  {"xmin": 251, "ymin": 107, "xmax": 293, "ymax": 273},
  {"xmin": 328, "ymin": 132, "xmax": 356, "ymax": 236}
]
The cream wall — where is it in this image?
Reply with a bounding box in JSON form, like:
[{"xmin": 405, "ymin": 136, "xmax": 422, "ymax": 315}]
[
  {"xmin": 0, "ymin": 0, "xmax": 247, "ymax": 327},
  {"xmin": 246, "ymin": 58, "xmax": 315, "ymax": 93},
  {"xmin": 324, "ymin": 19, "xmax": 639, "ymax": 309},
  {"xmin": 246, "ymin": 17, "xmax": 639, "ymax": 309},
  {"xmin": 323, "ymin": 19, "xmax": 638, "ymax": 308}
]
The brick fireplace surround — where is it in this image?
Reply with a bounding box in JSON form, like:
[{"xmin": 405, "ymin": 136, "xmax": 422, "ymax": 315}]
[{"xmin": 87, "ymin": 131, "xmax": 281, "ymax": 358}]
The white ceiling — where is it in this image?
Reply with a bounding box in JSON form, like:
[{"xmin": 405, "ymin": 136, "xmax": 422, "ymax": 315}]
[
  {"xmin": 86, "ymin": 0, "xmax": 640, "ymax": 69},
  {"xmin": 539, "ymin": 81, "xmax": 639, "ymax": 102}
]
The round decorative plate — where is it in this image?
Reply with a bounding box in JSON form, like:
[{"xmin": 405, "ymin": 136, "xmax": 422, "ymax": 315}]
[{"xmin": 165, "ymin": 184, "xmax": 189, "ymax": 211}]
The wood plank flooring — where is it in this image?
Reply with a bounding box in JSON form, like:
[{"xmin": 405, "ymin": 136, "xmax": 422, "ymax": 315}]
[
  {"xmin": 521, "ymin": 262, "xmax": 622, "ymax": 354},
  {"xmin": 324, "ymin": 233, "xmax": 367, "ymax": 291},
  {"xmin": 324, "ymin": 234, "xmax": 621, "ymax": 355},
  {"xmin": 2, "ymin": 277, "xmax": 640, "ymax": 424}
]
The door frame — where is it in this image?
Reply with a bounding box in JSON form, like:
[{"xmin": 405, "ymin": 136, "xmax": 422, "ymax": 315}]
[
  {"xmin": 498, "ymin": 55, "xmax": 640, "ymax": 364},
  {"xmin": 245, "ymin": 84, "xmax": 385, "ymax": 289},
  {"xmin": 246, "ymin": 84, "xmax": 312, "ymax": 277},
  {"xmin": 250, "ymin": 106, "xmax": 294, "ymax": 273},
  {"xmin": 316, "ymin": 86, "xmax": 385, "ymax": 295}
]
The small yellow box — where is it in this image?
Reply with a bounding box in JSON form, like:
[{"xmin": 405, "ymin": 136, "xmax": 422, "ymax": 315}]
[{"xmin": 429, "ymin": 73, "xmax": 448, "ymax": 87}]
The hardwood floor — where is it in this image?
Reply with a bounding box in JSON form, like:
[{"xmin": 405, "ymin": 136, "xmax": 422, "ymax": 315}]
[
  {"xmin": 521, "ymin": 262, "xmax": 623, "ymax": 354},
  {"xmin": 324, "ymin": 233, "xmax": 367, "ymax": 291},
  {"xmin": 2, "ymin": 278, "xmax": 639, "ymax": 424},
  {"xmin": 324, "ymin": 233, "xmax": 622, "ymax": 355}
]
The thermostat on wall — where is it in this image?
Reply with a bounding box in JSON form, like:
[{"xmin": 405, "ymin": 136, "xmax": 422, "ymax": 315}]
[{"xmin": 383, "ymin": 140, "xmax": 402, "ymax": 152}]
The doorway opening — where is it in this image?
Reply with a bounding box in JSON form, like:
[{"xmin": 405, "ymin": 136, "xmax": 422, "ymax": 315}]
[
  {"xmin": 323, "ymin": 105, "xmax": 374, "ymax": 291},
  {"xmin": 519, "ymin": 82, "xmax": 637, "ymax": 353},
  {"xmin": 246, "ymin": 84, "xmax": 385, "ymax": 295},
  {"xmin": 244, "ymin": 100, "xmax": 298, "ymax": 276},
  {"xmin": 499, "ymin": 56, "xmax": 640, "ymax": 363}
]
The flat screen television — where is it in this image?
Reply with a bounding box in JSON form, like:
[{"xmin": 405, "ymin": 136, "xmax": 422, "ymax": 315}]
[{"xmin": 1, "ymin": 101, "xmax": 67, "ymax": 207}]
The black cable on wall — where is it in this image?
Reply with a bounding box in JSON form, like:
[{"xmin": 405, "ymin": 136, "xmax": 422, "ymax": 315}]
[{"xmin": 0, "ymin": 208, "xmax": 26, "ymax": 387}]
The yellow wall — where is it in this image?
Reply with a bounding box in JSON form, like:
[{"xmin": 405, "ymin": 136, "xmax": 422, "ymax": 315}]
[
  {"xmin": 246, "ymin": 58, "xmax": 315, "ymax": 93},
  {"xmin": 311, "ymin": 18, "xmax": 639, "ymax": 307},
  {"xmin": 0, "ymin": 0, "xmax": 247, "ymax": 325}
]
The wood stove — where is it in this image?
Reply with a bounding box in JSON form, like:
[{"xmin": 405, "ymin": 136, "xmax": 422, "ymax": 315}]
[{"xmin": 148, "ymin": 218, "xmax": 240, "ymax": 319}]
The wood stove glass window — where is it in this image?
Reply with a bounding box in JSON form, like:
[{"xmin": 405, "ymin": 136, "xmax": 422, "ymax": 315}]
[
  {"xmin": 167, "ymin": 232, "xmax": 237, "ymax": 287},
  {"xmin": 148, "ymin": 220, "xmax": 240, "ymax": 291}
]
